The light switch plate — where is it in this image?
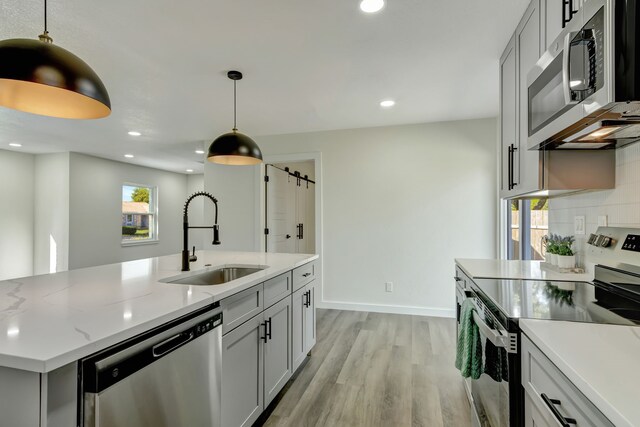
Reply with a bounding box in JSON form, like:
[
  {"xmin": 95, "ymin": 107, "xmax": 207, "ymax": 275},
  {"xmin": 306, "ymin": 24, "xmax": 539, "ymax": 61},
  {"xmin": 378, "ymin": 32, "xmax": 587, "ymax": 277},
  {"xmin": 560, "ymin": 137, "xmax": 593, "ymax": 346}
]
[
  {"xmin": 574, "ymin": 216, "xmax": 586, "ymax": 235},
  {"xmin": 385, "ymin": 282, "xmax": 393, "ymax": 292},
  {"xmin": 598, "ymin": 215, "xmax": 608, "ymax": 227}
]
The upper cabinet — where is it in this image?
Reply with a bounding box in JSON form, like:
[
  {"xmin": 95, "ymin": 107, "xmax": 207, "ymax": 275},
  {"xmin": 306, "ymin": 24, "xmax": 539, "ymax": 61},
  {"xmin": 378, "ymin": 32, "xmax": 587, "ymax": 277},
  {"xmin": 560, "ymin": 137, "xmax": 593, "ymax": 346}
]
[
  {"xmin": 500, "ymin": 0, "xmax": 543, "ymax": 198},
  {"xmin": 543, "ymin": 0, "xmax": 582, "ymax": 51}
]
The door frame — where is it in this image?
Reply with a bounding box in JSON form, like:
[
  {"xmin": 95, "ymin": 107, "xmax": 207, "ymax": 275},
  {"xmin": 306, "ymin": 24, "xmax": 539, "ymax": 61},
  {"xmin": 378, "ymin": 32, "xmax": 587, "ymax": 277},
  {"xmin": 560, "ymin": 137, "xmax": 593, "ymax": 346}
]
[{"xmin": 255, "ymin": 152, "xmax": 323, "ymax": 302}]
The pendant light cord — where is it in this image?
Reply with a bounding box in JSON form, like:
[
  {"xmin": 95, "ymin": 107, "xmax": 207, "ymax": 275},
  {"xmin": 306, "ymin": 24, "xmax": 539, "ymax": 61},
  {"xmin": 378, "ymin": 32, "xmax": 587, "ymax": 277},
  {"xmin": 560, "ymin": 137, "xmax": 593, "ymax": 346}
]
[
  {"xmin": 39, "ymin": 0, "xmax": 52, "ymax": 42},
  {"xmin": 233, "ymin": 80, "xmax": 237, "ymax": 131}
]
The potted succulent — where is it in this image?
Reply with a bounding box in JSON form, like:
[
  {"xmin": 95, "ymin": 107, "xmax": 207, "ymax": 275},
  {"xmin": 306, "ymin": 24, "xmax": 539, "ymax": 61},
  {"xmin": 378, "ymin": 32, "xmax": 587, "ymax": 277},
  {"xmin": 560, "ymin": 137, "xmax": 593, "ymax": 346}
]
[{"xmin": 556, "ymin": 235, "xmax": 576, "ymax": 269}]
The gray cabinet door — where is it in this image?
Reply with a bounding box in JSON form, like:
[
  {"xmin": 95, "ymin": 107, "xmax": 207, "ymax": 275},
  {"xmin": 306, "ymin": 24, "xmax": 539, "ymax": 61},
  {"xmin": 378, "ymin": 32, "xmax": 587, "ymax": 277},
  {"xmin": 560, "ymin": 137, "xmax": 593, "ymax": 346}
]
[
  {"xmin": 500, "ymin": 33, "xmax": 518, "ymax": 195},
  {"xmin": 292, "ymin": 286, "xmax": 306, "ymax": 372},
  {"xmin": 517, "ymin": 0, "xmax": 544, "ymax": 194},
  {"xmin": 222, "ymin": 313, "xmax": 265, "ymax": 427},
  {"xmin": 304, "ymin": 282, "xmax": 316, "ymax": 352},
  {"xmin": 263, "ymin": 296, "xmax": 292, "ymax": 407},
  {"xmin": 221, "ymin": 283, "xmax": 264, "ymax": 335}
]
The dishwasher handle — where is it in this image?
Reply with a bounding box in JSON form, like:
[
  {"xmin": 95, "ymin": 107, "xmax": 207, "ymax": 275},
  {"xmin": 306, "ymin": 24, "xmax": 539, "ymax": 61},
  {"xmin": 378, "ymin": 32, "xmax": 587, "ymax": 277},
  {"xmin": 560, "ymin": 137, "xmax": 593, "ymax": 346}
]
[{"xmin": 152, "ymin": 331, "xmax": 194, "ymax": 358}]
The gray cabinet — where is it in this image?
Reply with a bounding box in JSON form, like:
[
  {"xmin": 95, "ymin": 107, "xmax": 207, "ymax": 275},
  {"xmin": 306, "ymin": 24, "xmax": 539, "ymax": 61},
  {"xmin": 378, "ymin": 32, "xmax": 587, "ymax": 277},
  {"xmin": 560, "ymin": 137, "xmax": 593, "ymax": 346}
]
[
  {"xmin": 292, "ymin": 281, "xmax": 316, "ymax": 372},
  {"xmin": 221, "ymin": 283, "xmax": 263, "ymax": 335},
  {"xmin": 500, "ymin": 0, "xmax": 545, "ymax": 198},
  {"xmin": 221, "ymin": 262, "xmax": 317, "ymax": 426},
  {"xmin": 543, "ymin": 0, "xmax": 582, "ymax": 50},
  {"xmin": 221, "ymin": 313, "xmax": 265, "ymax": 427},
  {"xmin": 516, "ymin": 0, "xmax": 544, "ymax": 196},
  {"xmin": 263, "ymin": 296, "xmax": 292, "ymax": 407},
  {"xmin": 500, "ymin": 34, "xmax": 517, "ymax": 194},
  {"xmin": 521, "ymin": 335, "xmax": 614, "ymax": 427}
]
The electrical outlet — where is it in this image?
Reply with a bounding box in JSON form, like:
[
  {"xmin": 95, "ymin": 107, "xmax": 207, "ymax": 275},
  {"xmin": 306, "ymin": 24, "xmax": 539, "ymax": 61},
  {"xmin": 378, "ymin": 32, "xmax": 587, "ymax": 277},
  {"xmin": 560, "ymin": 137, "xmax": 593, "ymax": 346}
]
[
  {"xmin": 385, "ymin": 282, "xmax": 393, "ymax": 292},
  {"xmin": 574, "ymin": 216, "xmax": 586, "ymax": 235},
  {"xmin": 598, "ymin": 215, "xmax": 608, "ymax": 227}
]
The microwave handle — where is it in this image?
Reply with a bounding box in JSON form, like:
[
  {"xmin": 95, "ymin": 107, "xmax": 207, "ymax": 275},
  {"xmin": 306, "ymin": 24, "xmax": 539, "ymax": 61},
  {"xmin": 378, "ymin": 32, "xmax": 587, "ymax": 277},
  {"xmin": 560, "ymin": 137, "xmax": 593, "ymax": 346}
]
[{"xmin": 562, "ymin": 31, "xmax": 579, "ymax": 106}]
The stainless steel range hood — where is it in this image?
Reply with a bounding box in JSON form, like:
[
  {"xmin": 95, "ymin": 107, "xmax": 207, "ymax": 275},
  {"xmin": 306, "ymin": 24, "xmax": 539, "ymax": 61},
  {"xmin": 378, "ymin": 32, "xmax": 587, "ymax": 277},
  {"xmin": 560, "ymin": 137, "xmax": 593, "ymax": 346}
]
[{"xmin": 510, "ymin": 149, "xmax": 615, "ymax": 199}]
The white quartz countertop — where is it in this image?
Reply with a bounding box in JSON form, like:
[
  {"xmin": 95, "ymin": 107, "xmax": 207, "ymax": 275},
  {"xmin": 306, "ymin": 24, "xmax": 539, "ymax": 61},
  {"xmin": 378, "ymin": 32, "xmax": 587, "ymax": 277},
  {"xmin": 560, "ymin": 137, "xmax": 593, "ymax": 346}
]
[
  {"xmin": 0, "ymin": 251, "xmax": 318, "ymax": 373},
  {"xmin": 455, "ymin": 258, "xmax": 592, "ymax": 282},
  {"xmin": 520, "ymin": 319, "xmax": 640, "ymax": 427}
]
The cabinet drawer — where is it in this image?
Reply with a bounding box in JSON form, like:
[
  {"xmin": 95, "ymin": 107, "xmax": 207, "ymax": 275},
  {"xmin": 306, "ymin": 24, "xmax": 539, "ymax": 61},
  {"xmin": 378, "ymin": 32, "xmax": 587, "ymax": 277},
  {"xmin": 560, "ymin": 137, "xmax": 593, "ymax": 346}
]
[
  {"xmin": 293, "ymin": 261, "xmax": 316, "ymax": 291},
  {"xmin": 521, "ymin": 335, "xmax": 614, "ymax": 427},
  {"xmin": 221, "ymin": 283, "xmax": 264, "ymax": 335},
  {"xmin": 263, "ymin": 272, "xmax": 292, "ymax": 309}
]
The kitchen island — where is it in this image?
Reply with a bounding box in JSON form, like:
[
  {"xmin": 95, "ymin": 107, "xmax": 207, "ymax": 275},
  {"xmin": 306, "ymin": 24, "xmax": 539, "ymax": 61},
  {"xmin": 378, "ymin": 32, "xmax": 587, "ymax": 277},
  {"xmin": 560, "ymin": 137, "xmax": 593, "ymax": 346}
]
[{"xmin": 0, "ymin": 250, "xmax": 318, "ymax": 427}]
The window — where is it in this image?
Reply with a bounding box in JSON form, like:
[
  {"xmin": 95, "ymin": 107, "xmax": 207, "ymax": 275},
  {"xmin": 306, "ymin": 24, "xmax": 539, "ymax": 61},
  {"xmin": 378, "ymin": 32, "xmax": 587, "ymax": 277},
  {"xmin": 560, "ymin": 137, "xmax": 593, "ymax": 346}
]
[
  {"xmin": 504, "ymin": 198, "xmax": 548, "ymax": 260},
  {"xmin": 122, "ymin": 184, "xmax": 157, "ymax": 244}
]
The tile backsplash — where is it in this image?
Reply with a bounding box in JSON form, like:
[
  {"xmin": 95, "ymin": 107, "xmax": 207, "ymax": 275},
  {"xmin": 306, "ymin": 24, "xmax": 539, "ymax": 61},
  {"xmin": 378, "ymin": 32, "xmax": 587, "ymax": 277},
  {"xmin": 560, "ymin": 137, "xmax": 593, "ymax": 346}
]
[{"xmin": 549, "ymin": 142, "xmax": 640, "ymax": 269}]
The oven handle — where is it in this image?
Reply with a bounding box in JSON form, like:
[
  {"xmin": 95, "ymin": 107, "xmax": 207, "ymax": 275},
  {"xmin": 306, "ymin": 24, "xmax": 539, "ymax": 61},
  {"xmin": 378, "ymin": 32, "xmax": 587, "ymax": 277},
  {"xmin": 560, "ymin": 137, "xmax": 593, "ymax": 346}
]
[
  {"xmin": 472, "ymin": 311, "xmax": 508, "ymax": 348},
  {"xmin": 562, "ymin": 31, "xmax": 579, "ymax": 106}
]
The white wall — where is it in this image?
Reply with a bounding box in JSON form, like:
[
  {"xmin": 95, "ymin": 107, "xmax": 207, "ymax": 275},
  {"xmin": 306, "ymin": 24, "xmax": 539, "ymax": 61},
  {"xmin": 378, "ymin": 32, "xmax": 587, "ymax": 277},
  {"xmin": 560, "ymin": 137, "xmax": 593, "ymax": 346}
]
[
  {"xmin": 205, "ymin": 119, "xmax": 498, "ymax": 317},
  {"xmin": 549, "ymin": 142, "xmax": 640, "ymax": 270},
  {"xmin": 203, "ymin": 162, "xmax": 261, "ymax": 252},
  {"xmin": 33, "ymin": 153, "xmax": 70, "ymax": 275},
  {"xmin": 68, "ymin": 153, "xmax": 189, "ymax": 269},
  {"xmin": 0, "ymin": 150, "xmax": 34, "ymax": 280}
]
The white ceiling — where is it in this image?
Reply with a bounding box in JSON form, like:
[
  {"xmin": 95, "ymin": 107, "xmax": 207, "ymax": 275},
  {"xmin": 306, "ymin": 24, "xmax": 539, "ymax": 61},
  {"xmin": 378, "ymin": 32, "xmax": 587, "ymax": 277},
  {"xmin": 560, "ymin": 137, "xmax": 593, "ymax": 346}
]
[{"xmin": 0, "ymin": 0, "xmax": 529, "ymax": 174}]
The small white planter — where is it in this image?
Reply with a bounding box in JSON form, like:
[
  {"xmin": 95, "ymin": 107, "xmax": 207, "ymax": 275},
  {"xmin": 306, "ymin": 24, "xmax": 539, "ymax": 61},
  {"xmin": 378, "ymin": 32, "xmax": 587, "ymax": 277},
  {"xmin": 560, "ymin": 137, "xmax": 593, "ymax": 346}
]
[
  {"xmin": 557, "ymin": 254, "xmax": 576, "ymax": 269},
  {"xmin": 546, "ymin": 253, "xmax": 558, "ymax": 266}
]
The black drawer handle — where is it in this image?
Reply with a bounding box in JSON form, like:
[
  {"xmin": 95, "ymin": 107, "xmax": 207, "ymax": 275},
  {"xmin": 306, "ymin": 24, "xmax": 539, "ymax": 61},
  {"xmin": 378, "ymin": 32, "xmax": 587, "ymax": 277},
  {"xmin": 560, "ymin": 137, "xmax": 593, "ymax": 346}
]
[
  {"xmin": 541, "ymin": 393, "xmax": 577, "ymax": 427},
  {"xmin": 266, "ymin": 317, "xmax": 272, "ymax": 341},
  {"xmin": 261, "ymin": 322, "xmax": 268, "ymax": 343},
  {"xmin": 302, "ymin": 273, "xmax": 311, "ymax": 277}
]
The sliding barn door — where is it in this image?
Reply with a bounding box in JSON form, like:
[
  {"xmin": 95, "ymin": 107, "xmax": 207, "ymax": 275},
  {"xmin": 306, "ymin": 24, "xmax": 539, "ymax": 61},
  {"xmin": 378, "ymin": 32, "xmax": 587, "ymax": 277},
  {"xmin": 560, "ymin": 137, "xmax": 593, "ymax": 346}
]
[
  {"xmin": 265, "ymin": 165, "xmax": 296, "ymax": 253},
  {"xmin": 295, "ymin": 181, "xmax": 315, "ymax": 254}
]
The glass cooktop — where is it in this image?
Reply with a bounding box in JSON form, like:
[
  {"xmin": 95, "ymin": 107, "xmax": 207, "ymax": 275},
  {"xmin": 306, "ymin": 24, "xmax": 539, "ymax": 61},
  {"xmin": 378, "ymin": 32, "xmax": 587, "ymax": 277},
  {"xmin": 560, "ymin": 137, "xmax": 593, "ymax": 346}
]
[{"xmin": 470, "ymin": 278, "xmax": 640, "ymax": 326}]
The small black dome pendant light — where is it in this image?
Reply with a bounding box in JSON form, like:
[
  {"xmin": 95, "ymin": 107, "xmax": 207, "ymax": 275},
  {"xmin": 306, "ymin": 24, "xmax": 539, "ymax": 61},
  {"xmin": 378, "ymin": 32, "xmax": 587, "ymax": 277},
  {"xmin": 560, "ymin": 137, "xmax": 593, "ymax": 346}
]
[
  {"xmin": 0, "ymin": 0, "xmax": 111, "ymax": 119},
  {"xmin": 207, "ymin": 71, "xmax": 263, "ymax": 165}
]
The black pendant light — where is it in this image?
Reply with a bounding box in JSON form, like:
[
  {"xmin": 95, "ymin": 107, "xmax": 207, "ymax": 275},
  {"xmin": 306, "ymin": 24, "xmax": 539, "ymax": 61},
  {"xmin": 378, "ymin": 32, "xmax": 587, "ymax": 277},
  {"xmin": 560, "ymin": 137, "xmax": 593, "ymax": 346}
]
[
  {"xmin": 208, "ymin": 71, "xmax": 263, "ymax": 166},
  {"xmin": 0, "ymin": 0, "xmax": 111, "ymax": 119}
]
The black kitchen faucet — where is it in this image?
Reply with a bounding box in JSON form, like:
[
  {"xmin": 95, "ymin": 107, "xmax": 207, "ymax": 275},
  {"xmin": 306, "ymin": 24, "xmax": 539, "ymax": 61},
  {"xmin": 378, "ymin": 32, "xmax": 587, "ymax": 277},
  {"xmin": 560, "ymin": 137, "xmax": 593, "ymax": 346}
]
[{"xmin": 182, "ymin": 191, "xmax": 220, "ymax": 271}]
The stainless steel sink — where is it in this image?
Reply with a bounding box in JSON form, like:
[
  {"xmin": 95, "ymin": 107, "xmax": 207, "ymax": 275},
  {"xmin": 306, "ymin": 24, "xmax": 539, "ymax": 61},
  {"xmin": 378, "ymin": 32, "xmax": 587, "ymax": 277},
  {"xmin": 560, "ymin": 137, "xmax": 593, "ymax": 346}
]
[{"xmin": 162, "ymin": 266, "xmax": 267, "ymax": 286}]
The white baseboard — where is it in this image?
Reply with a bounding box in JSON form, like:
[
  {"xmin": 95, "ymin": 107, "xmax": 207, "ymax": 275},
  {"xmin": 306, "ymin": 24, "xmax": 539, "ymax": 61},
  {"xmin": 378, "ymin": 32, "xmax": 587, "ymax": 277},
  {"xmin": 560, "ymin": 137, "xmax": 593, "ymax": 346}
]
[{"xmin": 316, "ymin": 300, "xmax": 455, "ymax": 318}]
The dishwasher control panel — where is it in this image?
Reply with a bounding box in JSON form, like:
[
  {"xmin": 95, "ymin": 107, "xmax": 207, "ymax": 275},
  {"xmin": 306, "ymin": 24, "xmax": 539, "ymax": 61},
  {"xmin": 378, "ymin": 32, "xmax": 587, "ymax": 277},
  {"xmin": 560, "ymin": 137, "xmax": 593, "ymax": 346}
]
[{"xmin": 196, "ymin": 313, "xmax": 222, "ymax": 337}]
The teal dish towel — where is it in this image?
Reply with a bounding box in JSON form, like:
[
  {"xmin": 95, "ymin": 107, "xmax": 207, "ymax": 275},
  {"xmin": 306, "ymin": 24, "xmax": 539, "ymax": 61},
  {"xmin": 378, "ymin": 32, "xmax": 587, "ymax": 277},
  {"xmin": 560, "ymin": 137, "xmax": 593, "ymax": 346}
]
[{"xmin": 455, "ymin": 299, "xmax": 483, "ymax": 380}]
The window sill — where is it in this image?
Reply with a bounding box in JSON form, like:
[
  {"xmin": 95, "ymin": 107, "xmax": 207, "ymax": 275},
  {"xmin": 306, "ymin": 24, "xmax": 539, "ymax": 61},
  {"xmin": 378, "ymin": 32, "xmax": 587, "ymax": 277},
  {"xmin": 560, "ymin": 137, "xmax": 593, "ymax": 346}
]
[{"xmin": 121, "ymin": 239, "xmax": 160, "ymax": 247}]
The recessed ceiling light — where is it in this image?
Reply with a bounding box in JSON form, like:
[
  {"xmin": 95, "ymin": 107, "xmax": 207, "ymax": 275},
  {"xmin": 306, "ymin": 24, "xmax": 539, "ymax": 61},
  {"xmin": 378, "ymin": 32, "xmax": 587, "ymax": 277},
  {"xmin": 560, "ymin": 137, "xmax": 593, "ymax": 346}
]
[
  {"xmin": 124, "ymin": 154, "xmax": 134, "ymax": 158},
  {"xmin": 195, "ymin": 149, "xmax": 205, "ymax": 154},
  {"xmin": 380, "ymin": 100, "xmax": 395, "ymax": 108},
  {"xmin": 186, "ymin": 169, "xmax": 194, "ymax": 173},
  {"xmin": 9, "ymin": 143, "xmax": 22, "ymax": 147},
  {"xmin": 128, "ymin": 131, "xmax": 142, "ymax": 136},
  {"xmin": 360, "ymin": 0, "xmax": 384, "ymax": 13}
]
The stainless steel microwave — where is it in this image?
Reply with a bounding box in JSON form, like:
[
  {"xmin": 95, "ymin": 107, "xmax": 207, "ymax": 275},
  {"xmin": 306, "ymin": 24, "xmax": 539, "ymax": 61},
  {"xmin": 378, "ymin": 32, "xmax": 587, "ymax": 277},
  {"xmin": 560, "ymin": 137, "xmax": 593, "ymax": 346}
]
[{"xmin": 527, "ymin": 0, "xmax": 640, "ymax": 150}]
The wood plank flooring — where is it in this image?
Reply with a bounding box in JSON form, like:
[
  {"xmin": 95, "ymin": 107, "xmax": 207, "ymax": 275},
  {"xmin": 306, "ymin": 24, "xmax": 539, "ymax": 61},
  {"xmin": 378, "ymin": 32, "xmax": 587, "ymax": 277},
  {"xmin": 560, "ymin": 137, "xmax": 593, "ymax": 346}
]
[{"xmin": 259, "ymin": 309, "xmax": 471, "ymax": 427}]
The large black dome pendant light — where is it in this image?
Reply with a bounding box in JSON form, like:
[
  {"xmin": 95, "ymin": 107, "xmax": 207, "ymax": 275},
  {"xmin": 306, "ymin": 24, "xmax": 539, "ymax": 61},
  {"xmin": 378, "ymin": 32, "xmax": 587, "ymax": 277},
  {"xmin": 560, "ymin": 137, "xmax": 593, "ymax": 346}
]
[
  {"xmin": 207, "ymin": 71, "xmax": 263, "ymax": 166},
  {"xmin": 0, "ymin": 0, "xmax": 111, "ymax": 119}
]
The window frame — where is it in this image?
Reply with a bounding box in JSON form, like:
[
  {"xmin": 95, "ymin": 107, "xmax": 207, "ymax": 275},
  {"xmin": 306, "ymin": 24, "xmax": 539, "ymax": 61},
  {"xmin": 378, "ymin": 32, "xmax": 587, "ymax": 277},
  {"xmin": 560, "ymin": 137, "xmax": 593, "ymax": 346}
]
[
  {"xmin": 501, "ymin": 199, "xmax": 548, "ymax": 260},
  {"xmin": 121, "ymin": 183, "xmax": 159, "ymax": 246}
]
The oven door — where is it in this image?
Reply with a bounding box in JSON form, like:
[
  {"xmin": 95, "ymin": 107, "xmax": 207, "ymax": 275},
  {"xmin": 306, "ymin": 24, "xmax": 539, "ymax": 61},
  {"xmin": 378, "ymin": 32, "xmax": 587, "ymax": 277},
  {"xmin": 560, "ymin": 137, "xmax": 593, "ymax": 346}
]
[{"xmin": 468, "ymin": 294, "xmax": 512, "ymax": 427}]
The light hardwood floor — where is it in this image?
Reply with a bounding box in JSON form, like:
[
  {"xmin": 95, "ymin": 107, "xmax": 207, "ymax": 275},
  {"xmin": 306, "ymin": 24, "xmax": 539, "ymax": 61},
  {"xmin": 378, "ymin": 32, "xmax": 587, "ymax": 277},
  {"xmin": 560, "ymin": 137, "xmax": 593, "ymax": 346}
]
[{"xmin": 260, "ymin": 309, "xmax": 471, "ymax": 427}]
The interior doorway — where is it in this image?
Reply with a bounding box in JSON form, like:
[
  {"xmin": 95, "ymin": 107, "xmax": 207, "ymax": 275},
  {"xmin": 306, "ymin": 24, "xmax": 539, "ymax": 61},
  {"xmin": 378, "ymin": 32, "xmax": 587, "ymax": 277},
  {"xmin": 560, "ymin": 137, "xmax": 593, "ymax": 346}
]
[{"xmin": 264, "ymin": 161, "xmax": 316, "ymax": 254}]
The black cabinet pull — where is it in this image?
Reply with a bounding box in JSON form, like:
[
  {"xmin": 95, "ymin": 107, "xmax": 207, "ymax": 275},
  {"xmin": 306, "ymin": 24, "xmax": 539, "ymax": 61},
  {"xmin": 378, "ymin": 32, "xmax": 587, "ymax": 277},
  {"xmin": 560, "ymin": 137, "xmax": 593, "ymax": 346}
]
[
  {"xmin": 266, "ymin": 318, "xmax": 272, "ymax": 341},
  {"xmin": 304, "ymin": 290, "xmax": 311, "ymax": 308},
  {"xmin": 261, "ymin": 322, "xmax": 268, "ymax": 343},
  {"xmin": 541, "ymin": 393, "xmax": 577, "ymax": 427},
  {"xmin": 508, "ymin": 144, "xmax": 513, "ymax": 190},
  {"xmin": 507, "ymin": 144, "xmax": 518, "ymax": 190},
  {"xmin": 300, "ymin": 223, "xmax": 303, "ymax": 239}
]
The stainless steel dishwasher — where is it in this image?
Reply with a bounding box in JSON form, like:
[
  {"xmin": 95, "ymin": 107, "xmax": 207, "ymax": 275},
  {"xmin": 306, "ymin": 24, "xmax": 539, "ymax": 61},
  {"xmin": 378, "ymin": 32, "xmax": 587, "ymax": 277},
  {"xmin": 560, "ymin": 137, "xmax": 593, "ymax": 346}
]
[{"xmin": 81, "ymin": 303, "xmax": 222, "ymax": 427}]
